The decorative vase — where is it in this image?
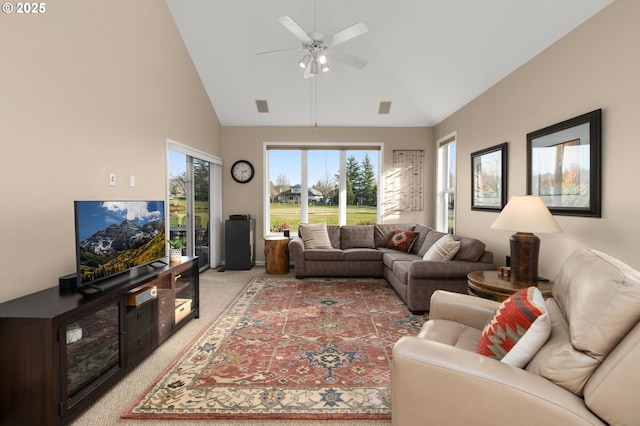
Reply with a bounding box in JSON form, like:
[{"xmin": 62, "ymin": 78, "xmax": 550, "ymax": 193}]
[{"xmin": 169, "ymin": 248, "xmax": 182, "ymax": 262}]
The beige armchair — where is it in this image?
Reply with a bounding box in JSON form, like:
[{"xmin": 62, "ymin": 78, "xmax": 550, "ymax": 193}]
[{"xmin": 392, "ymin": 249, "xmax": 640, "ymax": 426}]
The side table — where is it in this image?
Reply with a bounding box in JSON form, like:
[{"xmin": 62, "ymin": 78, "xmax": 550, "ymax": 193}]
[
  {"xmin": 467, "ymin": 270, "xmax": 553, "ymax": 302},
  {"xmin": 264, "ymin": 237, "xmax": 290, "ymax": 274}
]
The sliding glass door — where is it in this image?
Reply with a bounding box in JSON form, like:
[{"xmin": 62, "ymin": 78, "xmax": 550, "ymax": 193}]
[{"xmin": 168, "ymin": 141, "xmax": 222, "ymax": 270}]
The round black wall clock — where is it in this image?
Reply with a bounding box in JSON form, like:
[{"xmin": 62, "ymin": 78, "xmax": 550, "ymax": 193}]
[{"xmin": 231, "ymin": 160, "xmax": 254, "ymax": 183}]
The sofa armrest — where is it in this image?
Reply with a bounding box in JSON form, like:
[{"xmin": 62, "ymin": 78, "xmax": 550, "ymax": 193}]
[
  {"xmin": 392, "ymin": 336, "xmax": 605, "ymax": 426},
  {"xmin": 428, "ymin": 290, "xmax": 499, "ymax": 329},
  {"xmin": 409, "ymin": 259, "xmax": 494, "ymax": 279},
  {"xmin": 288, "ymin": 237, "xmax": 306, "ymax": 278},
  {"xmin": 288, "ymin": 236, "xmax": 305, "ymax": 255}
]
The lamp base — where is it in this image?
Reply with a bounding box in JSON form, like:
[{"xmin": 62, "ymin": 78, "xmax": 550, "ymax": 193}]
[{"xmin": 510, "ymin": 232, "xmax": 539, "ymax": 285}]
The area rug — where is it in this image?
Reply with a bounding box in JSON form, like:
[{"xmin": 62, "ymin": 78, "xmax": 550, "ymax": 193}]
[{"xmin": 123, "ymin": 277, "xmax": 426, "ymax": 420}]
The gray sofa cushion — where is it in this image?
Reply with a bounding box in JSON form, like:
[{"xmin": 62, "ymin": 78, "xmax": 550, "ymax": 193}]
[
  {"xmin": 417, "ymin": 231, "xmax": 486, "ymax": 262},
  {"xmin": 344, "ymin": 248, "xmax": 383, "ymax": 261},
  {"xmin": 452, "ymin": 236, "xmax": 487, "ymax": 262},
  {"xmin": 304, "ymin": 249, "xmax": 344, "ymax": 261},
  {"xmin": 327, "ymin": 225, "xmax": 341, "ymax": 249},
  {"xmin": 380, "ymin": 248, "xmax": 421, "ymax": 268},
  {"xmin": 412, "ymin": 224, "xmax": 433, "ymax": 255},
  {"xmin": 341, "ymin": 225, "xmax": 375, "ymax": 249},
  {"xmin": 418, "ymin": 230, "xmax": 448, "ymax": 257}
]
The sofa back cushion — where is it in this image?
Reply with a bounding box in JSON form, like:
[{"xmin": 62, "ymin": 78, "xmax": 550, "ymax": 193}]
[
  {"xmin": 418, "ymin": 230, "xmax": 448, "ymax": 257},
  {"xmin": 452, "ymin": 236, "xmax": 486, "ymax": 262},
  {"xmin": 526, "ymin": 298, "xmax": 597, "ymax": 395},
  {"xmin": 327, "ymin": 225, "xmax": 341, "ymax": 249},
  {"xmin": 417, "ymin": 230, "xmax": 486, "ymax": 262},
  {"xmin": 411, "ymin": 224, "xmax": 432, "ymax": 255},
  {"xmin": 340, "ymin": 225, "xmax": 375, "ymax": 249},
  {"xmin": 374, "ymin": 223, "xmax": 415, "ymax": 248},
  {"xmin": 526, "ymin": 249, "xmax": 640, "ymax": 396},
  {"xmin": 553, "ymin": 249, "xmax": 640, "ymax": 358}
]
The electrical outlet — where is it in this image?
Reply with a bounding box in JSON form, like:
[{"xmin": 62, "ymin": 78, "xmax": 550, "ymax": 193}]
[
  {"xmin": 129, "ymin": 176, "xmax": 135, "ymax": 187},
  {"xmin": 109, "ymin": 173, "xmax": 116, "ymax": 186}
]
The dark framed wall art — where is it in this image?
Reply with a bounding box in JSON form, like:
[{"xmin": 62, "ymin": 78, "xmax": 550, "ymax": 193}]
[
  {"xmin": 471, "ymin": 142, "xmax": 508, "ymax": 211},
  {"xmin": 526, "ymin": 109, "xmax": 602, "ymax": 217}
]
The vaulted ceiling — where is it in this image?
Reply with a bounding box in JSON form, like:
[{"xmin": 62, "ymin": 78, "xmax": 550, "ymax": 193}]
[{"xmin": 166, "ymin": 0, "xmax": 613, "ymax": 127}]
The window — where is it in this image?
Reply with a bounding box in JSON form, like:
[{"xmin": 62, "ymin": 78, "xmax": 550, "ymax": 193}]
[
  {"xmin": 265, "ymin": 143, "xmax": 382, "ymax": 235},
  {"xmin": 437, "ymin": 133, "xmax": 456, "ymax": 234}
]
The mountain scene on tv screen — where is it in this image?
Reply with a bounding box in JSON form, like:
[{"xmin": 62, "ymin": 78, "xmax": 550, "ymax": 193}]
[{"xmin": 79, "ymin": 218, "xmax": 165, "ymax": 283}]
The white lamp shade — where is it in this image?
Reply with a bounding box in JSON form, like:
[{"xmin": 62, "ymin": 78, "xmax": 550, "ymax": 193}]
[{"xmin": 491, "ymin": 195, "xmax": 562, "ymax": 234}]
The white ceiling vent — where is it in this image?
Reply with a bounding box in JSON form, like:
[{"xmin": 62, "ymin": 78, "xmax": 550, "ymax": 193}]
[
  {"xmin": 378, "ymin": 101, "xmax": 392, "ymax": 115},
  {"xmin": 255, "ymin": 99, "xmax": 269, "ymax": 113}
]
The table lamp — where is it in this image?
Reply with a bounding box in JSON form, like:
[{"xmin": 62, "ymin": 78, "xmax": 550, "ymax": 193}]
[{"xmin": 490, "ymin": 195, "xmax": 562, "ymax": 284}]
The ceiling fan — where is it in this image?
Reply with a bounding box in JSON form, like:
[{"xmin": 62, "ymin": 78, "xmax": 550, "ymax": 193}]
[{"xmin": 258, "ymin": 15, "xmax": 368, "ymax": 79}]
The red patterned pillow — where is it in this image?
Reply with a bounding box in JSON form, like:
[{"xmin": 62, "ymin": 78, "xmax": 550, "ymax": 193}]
[
  {"xmin": 477, "ymin": 286, "xmax": 551, "ymax": 368},
  {"xmin": 386, "ymin": 230, "xmax": 420, "ymax": 253}
]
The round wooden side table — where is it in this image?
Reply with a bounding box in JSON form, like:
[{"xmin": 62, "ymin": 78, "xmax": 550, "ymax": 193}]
[
  {"xmin": 467, "ymin": 270, "xmax": 553, "ymax": 302},
  {"xmin": 264, "ymin": 237, "xmax": 290, "ymax": 275}
]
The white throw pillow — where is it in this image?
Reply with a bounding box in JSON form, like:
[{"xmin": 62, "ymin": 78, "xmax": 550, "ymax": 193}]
[
  {"xmin": 299, "ymin": 222, "xmax": 332, "ymax": 249},
  {"xmin": 423, "ymin": 234, "xmax": 460, "ymax": 261}
]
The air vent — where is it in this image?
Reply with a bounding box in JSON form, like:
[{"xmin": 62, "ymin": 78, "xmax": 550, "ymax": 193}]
[
  {"xmin": 255, "ymin": 99, "xmax": 269, "ymax": 113},
  {"xmin": 378, "ymin": 101, "xmax": 392, "ymax": 115}
]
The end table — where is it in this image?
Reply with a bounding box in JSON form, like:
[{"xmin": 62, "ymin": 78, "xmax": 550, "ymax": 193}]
[
  {"xmin": 264, "ymin": 236, "xmax": 290, "ymax": 274},
  {"xmin": 467, "ymin": 270, "xmax": 553, "ymax": 302}
]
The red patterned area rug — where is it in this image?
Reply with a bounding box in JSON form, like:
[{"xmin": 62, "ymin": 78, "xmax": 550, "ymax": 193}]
[{"xmin": 122, "ymin": 277, "xmax": 426, "ymax": 420}]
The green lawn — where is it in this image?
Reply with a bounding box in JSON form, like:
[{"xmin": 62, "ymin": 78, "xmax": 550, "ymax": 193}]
[{"xmin": 270, "ymin": 203, "xmax": 377, "ymax": 232}]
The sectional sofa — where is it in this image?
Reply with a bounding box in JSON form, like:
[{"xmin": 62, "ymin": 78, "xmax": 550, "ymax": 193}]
[{"xmin": 288, "ymin": 223, "xmax": 494, "ymax": 312}]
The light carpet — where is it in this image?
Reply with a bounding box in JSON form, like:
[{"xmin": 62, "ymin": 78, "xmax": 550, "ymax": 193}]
[{"xmin": 123, "ymin": 277, "xmax": 426, "ymax": 420}]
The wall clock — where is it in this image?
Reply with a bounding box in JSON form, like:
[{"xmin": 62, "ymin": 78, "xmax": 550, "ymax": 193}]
[{"xmin": 231, "ymin": 160, "xmax": 254, "ymax": 183}]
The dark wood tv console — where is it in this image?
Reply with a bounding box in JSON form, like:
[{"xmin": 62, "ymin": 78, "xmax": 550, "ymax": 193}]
[{"xmin": 0, "ymin": 256, "xmax": 199, "ymax": 426}]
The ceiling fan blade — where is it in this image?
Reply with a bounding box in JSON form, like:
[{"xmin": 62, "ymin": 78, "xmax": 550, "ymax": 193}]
[
  {"xmin": 329, "ymin": 50, "xmax": 368, "ymax": 70},
  {"xmin": 324, "ymin": 22, "xmax": 368, "ymax": 48},
  {"xmin": 278, "ymin": 16, "xmax": 313, "ymax": 44},
  {"xmin": 256, "ymin": 47, "xmax": 302, "ymax": 56}
]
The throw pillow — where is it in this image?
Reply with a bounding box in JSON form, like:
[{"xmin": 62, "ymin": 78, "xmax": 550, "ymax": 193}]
[
  {"xmin": 386, "ymin": 230, "xmax": 420, "ymax": 253},
  {"xmin": 422, "ymin": 234, "xmax": 460, "ymax": 261},
  {"xmin": 299, "ymin": 223, "xmax": 332, "ymax": 249},
  {"xmin": 477, "ymin": 286, "xmax": 551, "ymax": 368}
]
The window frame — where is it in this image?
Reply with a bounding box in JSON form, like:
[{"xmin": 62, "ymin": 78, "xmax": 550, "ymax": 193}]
[
  {"xmin": 263, "ymin": 142, "xmax": 384, "ymax": 237},
  {"xmin": 436, "ymin": 132, "xmax": 456, "ymax": 234}
]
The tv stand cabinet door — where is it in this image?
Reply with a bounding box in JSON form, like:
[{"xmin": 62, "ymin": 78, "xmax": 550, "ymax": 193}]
[{"xmin": 60, "ymin": 296, "xmax": 125, "ymax": 423}]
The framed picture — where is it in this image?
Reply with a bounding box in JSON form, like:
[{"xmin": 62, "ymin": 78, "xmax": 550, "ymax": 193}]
[
  {"xmin": 526, "ymin": 109, "xmax": 601, "ymax": 217},
  {"xmin": 471, "ymin": 142, "xmax": 507, "ymax": 211}
]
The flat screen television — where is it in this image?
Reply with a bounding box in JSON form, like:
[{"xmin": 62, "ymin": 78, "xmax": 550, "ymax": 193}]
[{"xmin": 74, "ymin": 200, "xmax": 166, "ymax": 291}]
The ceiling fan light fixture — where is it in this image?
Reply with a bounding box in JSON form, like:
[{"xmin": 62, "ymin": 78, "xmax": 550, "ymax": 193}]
[
  {"xmin": 317, "ymin": 52, "xmax": 328, "ymax": 64},
  {"xmin": 310, "ymin": 60, "xmax": 320, "ymax": 74},
  {"xmin": 321, "ymin": 63, "xmax": 330, "ymax": 72},
  {"xmin": 298, "ymin": 54, "xmax": 311, "ymax": 69}
]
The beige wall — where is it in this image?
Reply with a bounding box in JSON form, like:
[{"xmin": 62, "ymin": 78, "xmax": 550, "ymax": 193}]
[
  {"xmin": 0, "ymin": 1, "xmax": 221, "ymax": 302},
  {"xmin": 221, "ymin": 126, "xmax": 433, "ymax": 260},
  {"xmin": 435, "ymin": 0, "xmax": 640, "ymax": 278}
]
